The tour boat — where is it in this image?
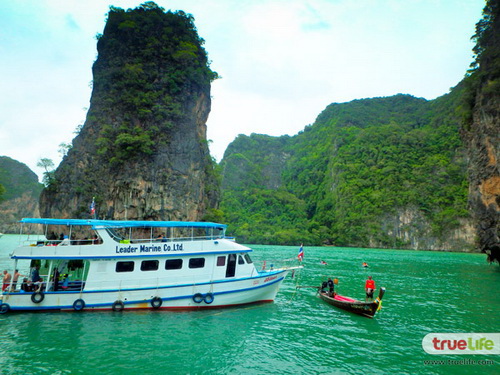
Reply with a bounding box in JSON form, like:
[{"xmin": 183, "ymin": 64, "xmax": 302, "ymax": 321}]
[{"xmin": 0, "ymin": 218, "xmax": 299, "ymax": 313}]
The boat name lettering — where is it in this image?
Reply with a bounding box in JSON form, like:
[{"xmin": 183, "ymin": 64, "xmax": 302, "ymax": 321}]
[
  {"xmin": 115, "ymin": 243, "xmax": 183, "ymax": 253},
  {"xmin": 115, "ymin": 245, "xmax": 138, "ymax": 253},
  {"xmin": 264, "ymin": 275, "xmax": 277, "ymax": 283}
]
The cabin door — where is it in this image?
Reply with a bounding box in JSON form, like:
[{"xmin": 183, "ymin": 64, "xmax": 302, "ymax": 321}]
[{"xmin": 225, "ymin": 254, "xmax": 236, "ymax": 278}]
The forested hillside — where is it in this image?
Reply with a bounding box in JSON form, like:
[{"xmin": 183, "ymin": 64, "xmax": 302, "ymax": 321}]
[
  {"xmin": 0, "ymin": 156, "xmax": 43, "ymax": 232},
  {"xmin": 220, "ymin": 90, "xmax": 473, "ymax": 250}
]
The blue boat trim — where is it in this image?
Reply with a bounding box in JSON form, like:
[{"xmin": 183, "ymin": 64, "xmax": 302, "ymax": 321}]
[
  {"xmin": 5, "ymin": 270, "xmax": 287, "ymax": 296},
  {"xmin": 20, "ymin": 218, "xmax": 227, "ymax": 230},
  {"xmin": 11, "ymin": 249, "xmax": 251, "ymax": 260}
]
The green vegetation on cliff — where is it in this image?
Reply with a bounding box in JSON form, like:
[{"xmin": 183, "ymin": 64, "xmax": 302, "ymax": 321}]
[
  {"xmin": 0, "ymin": 156, "xmax": 43, "ymax": 201},
  {"xmin": 91, "ymin": 2, "xmax": 218, "ymax": 165},
  {"xmin": 220, "ymin": 92, "xmax": 470, "ymax": 248}
]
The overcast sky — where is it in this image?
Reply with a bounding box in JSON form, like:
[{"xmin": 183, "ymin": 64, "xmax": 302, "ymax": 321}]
[{"xmin": 0, "ymin": 0, "xmax": 485, "ymax": 181}]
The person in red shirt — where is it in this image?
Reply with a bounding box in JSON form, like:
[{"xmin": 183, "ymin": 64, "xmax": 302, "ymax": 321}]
[{"xmin": 365, "ymin": 276, "xmax": 376, "ymax": 301}]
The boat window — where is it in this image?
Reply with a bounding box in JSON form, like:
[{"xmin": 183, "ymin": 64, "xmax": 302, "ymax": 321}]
[
  {"xmin": 216, "ymin": 256, "xmax": 226, "ymax": 266},
  {"xmin": 225, "ymin": 254, "xmax": 236, "ymax": 277},
  {"xmin": 238, "ymin": 255, "xmax": 245, "ymax": 265},
  {"xmin": 116, "ymin": 261, "xmax": 134, "ymax": 273},
  {"xmin": 188, "ymin": 258, "xmax": 205, "ymax": 269},
  {"xmin": 165, "ymin": 259, "xmax": 183, "ymax": 270},
  {"xmin": 244, "ymin": 254, "xmax": 253, "ymax": 264},
  {"xmin": 141, "ymin": 260, "xmax": 159, "ymax": 271}
]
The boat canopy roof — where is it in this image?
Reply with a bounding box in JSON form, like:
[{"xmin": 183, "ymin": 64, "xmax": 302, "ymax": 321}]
[{"xmin": 20, "ymin": 218, "xmax": 227, "ymax": 230}]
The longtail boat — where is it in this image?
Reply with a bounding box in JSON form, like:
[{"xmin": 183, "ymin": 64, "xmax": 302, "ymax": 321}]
[{"xmin": 318, "ymin": 287, "xmax": 386, "ymax": 318}]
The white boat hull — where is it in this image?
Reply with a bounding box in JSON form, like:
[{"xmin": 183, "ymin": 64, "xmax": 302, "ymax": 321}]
[{"xmin": 1, "ymin": 270, "xmax": 288, "ymax": 312}]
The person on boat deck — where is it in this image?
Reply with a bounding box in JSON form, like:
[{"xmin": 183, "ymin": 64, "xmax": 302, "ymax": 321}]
[
  {"xmin": 365, "ymin": 276, "xmax": 376, "ymax": 301},
  {"xmin": 61, "ymin": 274, "xmax": 70, "ymax": 290},
  {"xmin": 58, "ymin": 235, "xmax": 70, "ymax": 246},
  {"xmin": 12, "ymin": 269, "xmax": 23, "ymax": 290},
  {"xmin": 320, "ymin": 280, "xmax": 328, "ymax": 293},
  {"xmin": 52, "ymin": 268, "xmax": 60, "ymax": 291},
  {"xmin": 327, "ymin": 278, "xmax": 335, "ymax": 297},
  {"xmin": 156, "ymin": 234, "xmax": 167, "ymax": 243},
  {"xmin": 2, "ymin": 270, "xmax": 12, "ymax": 291},
  {"xmin": 20, "ymin": 278, "xmax": 31, "ymax": 293},
  {"xmin": 30, "ymin": 266, "xmax": 40, "ymax": 285},
  {"xmin": 33, "ymin": 277, "xmax": 44, "ymax": 292}
]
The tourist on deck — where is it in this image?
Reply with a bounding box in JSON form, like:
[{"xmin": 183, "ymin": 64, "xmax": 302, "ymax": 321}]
[
  {"xmin": 365, "ymin": 276, "xmax": 376, "ymax": 301},
  {"xmin": 61, "ymin": 274, "xmax": 70, "ymax": 290},
  {"xmin": 2, "ymin": 270, "xmax": 12, "ymax": 291},
  {"xmin": 20, "ymin": 278, "xmax": 31, "ymax": 292},
  {"xmin": 12, "ymin": 269, "xmax": 23, "ymax": 290},
  {"xmin": 33, "ymin": 278, "xmax": 44, "ymax": 292},
  {"xmin": 31, "ymin": 266, "xmax": 40, "ymax": 285},
  {"xmin": 58, "ymin": 235, "xmax": 70, "ymax": 246}
]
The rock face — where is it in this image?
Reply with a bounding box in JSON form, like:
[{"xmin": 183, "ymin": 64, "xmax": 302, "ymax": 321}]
[
  {"xmin": 460, "ymin": 1, "xmax": 500, "ymax": 262},
  {"xmin": 39, "ymin": 4, "xmax": 219, "ymax": 221},
  {"xmin": 462, "ymin": 93, "xmax": 499, "ymax": 262}
]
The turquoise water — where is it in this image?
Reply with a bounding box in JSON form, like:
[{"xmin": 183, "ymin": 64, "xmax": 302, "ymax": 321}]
[{"xmin": 0, "ymin": 235, "xmax": 498, "ymax": 374}]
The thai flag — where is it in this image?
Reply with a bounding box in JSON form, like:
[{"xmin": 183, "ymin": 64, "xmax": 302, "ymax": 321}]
[
  {"xmin": 90, "ymin": 199, "xmax": 96, "ymax": 216},
  {"xmin": 298, "ymin": 244, "xmax": 304, "ymax": 261}
]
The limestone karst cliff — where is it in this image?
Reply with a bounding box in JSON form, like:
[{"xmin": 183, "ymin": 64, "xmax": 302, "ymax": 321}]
[
  {"xmin": 461, "ymin": 0, "xmax": 500, "ymax": 263},
  {"xmin": 39, "ymin": 3, "xmax": 219, "ymax": 221}
]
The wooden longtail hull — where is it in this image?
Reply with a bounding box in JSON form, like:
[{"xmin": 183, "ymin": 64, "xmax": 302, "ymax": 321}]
[{"xmin": 318, "ymin": 287, "xmax": 386, "ymax": 318}]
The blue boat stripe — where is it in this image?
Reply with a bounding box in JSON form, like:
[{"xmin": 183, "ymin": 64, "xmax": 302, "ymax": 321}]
[
  {"xmin": 6, "ymin": 270, "xmax": 286, "ymax": 296},
  {"xmin": 11, "ymin": 249, "xmax": 251, "ymax": 260}
]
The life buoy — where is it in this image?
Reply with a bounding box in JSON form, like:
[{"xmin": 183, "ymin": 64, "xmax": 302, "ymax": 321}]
[
  {"xmin": 31, "ymin": 292, "xmax": 44, "ymax": 304},
  {"xmin": 151, "ymin": 297, "xmax": 162, "ymax": 309},
  {"xmin": 0, "ymin": 303, "xmax": 10, "ymax": 314},
  {"xmin": 73, "ymin": 299, "xmax": 85, "ymax": 311},
  {"xmin": 192, "ymin": 293, "xmax": 204, "ymax": 303},
  {"xmin": 112, "ymin": 300, "xmax": 125, "ymax": 312}
]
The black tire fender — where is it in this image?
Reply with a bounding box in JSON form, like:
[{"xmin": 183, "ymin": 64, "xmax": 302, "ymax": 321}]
[
  {"xmin": 0, "ymin": 303, "xmax": 10, "ymax": 314},
  {"xmin": 31, "ymin": 292, "xmax": 44, "ymax": 304},
  {"xmin": 192, "ymin": 293, "xmax": 204, "ymax": 303},
  {"xmin": 73, "ymin": 298, "xmax": 85, "ymax": 311},
  {"xmin": 204, "ymin": 293, "xmax": 215, "ymax": 304},
  {"xmin": 112, "ymin": 300, "xmax": 125, "ymax": 312},
  {"xmin": 151, "ymin": 297, "xmax": 162, "ymax": 309}
]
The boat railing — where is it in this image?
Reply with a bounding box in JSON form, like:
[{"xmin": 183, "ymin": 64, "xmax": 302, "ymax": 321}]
[
  {"xmin": 257, "ymin": 257, "xmax": 302, "ymax": 273},
  {"xmin": 19, "ymin": 234, "xmax": 225, "ymax": 248}
]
